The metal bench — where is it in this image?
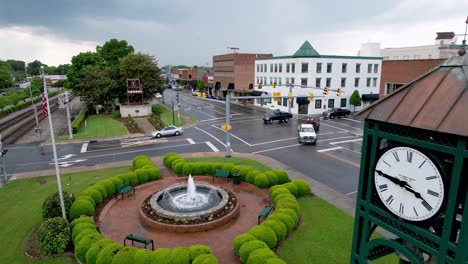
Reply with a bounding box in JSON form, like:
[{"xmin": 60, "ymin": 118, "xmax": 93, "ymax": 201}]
[
  {"xmin": 116, "ymin": 183, "xmax": 135, "ymax": 199},
  {"xmin": 258, "ymin": 205, "xmax": 274, "ymax": 224},
  {"xmin": 124, "ymin": 234, "xmax": 154, "ymax": 250},
  {"xmin": 213, "ymin": 169, "xmax": 230, "ymax": 182}
]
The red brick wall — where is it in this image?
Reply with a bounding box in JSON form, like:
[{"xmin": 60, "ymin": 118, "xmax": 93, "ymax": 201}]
[{"xmin": 380, "ymin": 59, "xmax": 445, "ymax": 95}]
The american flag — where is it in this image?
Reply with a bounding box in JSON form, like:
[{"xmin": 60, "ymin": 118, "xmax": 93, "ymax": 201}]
[{"xmin": 42, "ymin": 92, "xmax": 48, "ymax": 117}]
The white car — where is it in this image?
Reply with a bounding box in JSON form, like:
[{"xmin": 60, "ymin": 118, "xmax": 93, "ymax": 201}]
[
  {"xmin": 298, "ymin": 124, "xmax": 317, "ymax": 144},
  {"xmin": 155, "ymin": 93, "xmax": 162, "ymax": 99},
  {"xmin": 152, "ymin": 126, "xmax": 183, "ymax": 138}
]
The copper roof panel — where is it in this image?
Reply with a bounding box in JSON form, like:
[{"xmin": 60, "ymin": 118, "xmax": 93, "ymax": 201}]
[
  {"xmin": 364, "ymin": 87, "xmax": 409, "ymax": 121},
  {"xmin": 438, "ymin": 89, "xmax": 468, "ymax": 135}
]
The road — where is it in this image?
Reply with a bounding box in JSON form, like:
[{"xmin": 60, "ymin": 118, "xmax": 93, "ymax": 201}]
[{"xmin": 4, "ymin": 89, "xmax": 364, "ymax": 199}]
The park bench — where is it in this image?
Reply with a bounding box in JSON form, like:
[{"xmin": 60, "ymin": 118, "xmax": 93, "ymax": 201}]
[
  {"xmin": 116, "ymin": 183, "xmax": 135, "ymax": 199},
  {"xmin": 124, "ymin": 234, "xmax": 154, "ymax": 250},
  {"xmin": 258, "ymin": 205, "xmax": 274, "ymax": 224},
  {"xmin": 213, "ymin": 169, "xmax": 230, "ymax": 181}
]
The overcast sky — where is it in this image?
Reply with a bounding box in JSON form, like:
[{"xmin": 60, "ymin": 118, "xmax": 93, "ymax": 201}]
[{"xmin": 0, "ymin": 0, "xmax": 466, "ymax": 66}]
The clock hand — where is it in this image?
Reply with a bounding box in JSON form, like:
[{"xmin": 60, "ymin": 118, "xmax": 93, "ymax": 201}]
[
  {"xmin": 402, "ymin": 184, "xmax": 424, "ymax": 200},
  {"xmin": 375, "ymin": 170, "xmax": 404, "ymax": 186}
]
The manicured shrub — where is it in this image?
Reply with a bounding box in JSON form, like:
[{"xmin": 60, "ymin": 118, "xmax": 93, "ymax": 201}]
[
  {"xmin": 127, "ymin": 172, "xmax": 139, "ymax": 186},
  {"xmin": 275, "ymin": 200, "xmax": 300, "ymax": 215},
  {"xmin": 182, "ymin": 163, "xmax": 193, "ymax": 176},
  {"xmin": 99, "ymin": 180, "xmax": 116, "ymax": 196},
  {"xmin": 191, "ymin": 163, "xmax": 202, "ymax": 175},
  {"xmin": 74, "ymin": 228, "xmax": 99, "ymax": 245},
  {"xmin": 164, "ymin": 153, "xmax": 183, "ymax": 168},
  {"xmin": 273, "ymin": 193, "xmax": 296, "ymax": 205},
  {"xmin": 192, "ymin": 254, "xmax": 219, "ymax": 264},
  {"xmin": 261, "ymin": 219, "xmax": 287, "ymax": 241},
  {"xmin": 94, "ymin": 183, "xmax": 109, "ymax": 199},
  {"xmin": 282, "ymin": 182, "xmax": 298, "ymax": 197},
  {"xmin": 254, "ymin": 173, "xmax": 269, "ymax": 188},
  {"xmin": 291, "ymin": 179, "xmax": 311, "ymax": 196},
  {"xmin": 268, "ymin": 185, "xmax": 285, "ymax": 196},
  {"xmin": 86, "ymin": 239, "xmax": 113, "ymax": 264},
  {"xmin": 264, "ymin": 171, "xmax": 278, "ymax": 186},
  {"xmin": 148, "ymin": 168, "xmax": 161, "ymax": 181},
  {"xmin": 116, "ymin": 174, "xmax": 129, "ymax": 184},
  {"xmin": 174, "ymin": 162, "xmax": 185, "ymax": 175},
  {"xmin": 231, "ymin": 165, "xmax": 243, "ymax": 174},
  {"xmin": 96, "ymin": 243, "xmax": 123, "ymax": 264},
  {"xmin": 272, "ymin": 169, "xmax": 289, "ymax": 184},
  {"xmin": 221, "ymin": 163, "xmax": 235, "ymax": 172},
  {"xmin": 246, "ymin": 171, "xmax": 260, "ymax": 184},
  {"xmin": 233, "ymin": 233, "xmax": 257, "ymax": 255},
  {"xmin": 169, "ymin": 247, "xmax": 190, "ymax": 264},
  {"xmin": 111, "ymin": 246, "xmax": 137, "ymax": 264},
  {"xmin": 152, "ymin": 248, "xmax": 171, "ymax": 263},
  {"xmin": 37, "ymin": 217, "xmax": 71, "ymax": 255},
  {"xmin": 246, "ymin": 248, "xmax": 277, "ymax": 264},
  {"xmin": 42, "ymin": 191, "xmax": 75, "ymax": 220},
  {"xmin": 70, "ymin": 200, "xmax": 95, "ymax": 220},
  {"xmin": 70, "ymin": 216, "xmax": 95, "ymax": 228},
  {"xmin": 200, "ymin": 163, "xmax": 213, "ymax": 175},
  {"xmin": 75, "ymin": 195, "xmax": 96, "ymax": 207},
  {"xmin": 75, "ymin": 233, "xmax": 105, "ymax": 262},
  {"xmin": 72, "ymin": 222, "xmax": 96, "ymax": 241},
  {"xmin": 213, "ymin": 163, "xmax": 224, "ymax": 170},
  {"xmin": 189, "ymin": 245, "xmax": 212, "ymax": 262},
  {"xmin": 133, "ymin": 248, "xmax": 153, "ymax": 263},
  {"xmin": 135, "ymin": 169, "xmax": 150, "ymax": 184},
  {"xmin": 109, "ymin": 177, "xmax": 124, "ymax": 189},
  {"xmin": 248, "ymin": 225, "xmax": 277, "ymax": 249},
  {"xmin": 82, "ymin": 186, "xmax": 105, "ymax": 203},
  {"xmin": 274, "ymin": 208, "xmax": 299, "ymax": 224},
  {"xmin": 268, "ymin": 213, "xmax": 296, "ymax": 233},
  {"xmin": 265, "ymin": 258, "xmax": 287, "ymax": 264},
  {"xmin": 270, "ymin": 188, "xmax": 291, "ymax": 201},
  {"xmin": 239, "ymin": 240, "xmax": 269, "ymax": 263},
  {"xmin": 239, "ymin": 166, "xmax": 253, "ymax": 181},
  {"xmin": 171, "ymin": 158, "xmax": 185, "ymax": 169}
]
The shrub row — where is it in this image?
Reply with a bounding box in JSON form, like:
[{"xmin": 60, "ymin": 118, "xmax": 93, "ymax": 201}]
[
  {"xmin": 71, "ymin": 107, "xmax": 88, "ymax": 133},
  {"xmin": 0, "ymin": 91, "xmax": 59, "ymax": 118}
]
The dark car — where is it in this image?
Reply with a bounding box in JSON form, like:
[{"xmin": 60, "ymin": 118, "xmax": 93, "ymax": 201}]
[
  {"xmin": 263, "ymin": 110, "xmax": 293, "ymax": 124},
  {"xmin": 322, "ymin": 108, "xmax": 351, "ymax": 119},
  {"xmin": 304, "ymin": 117, "xmax": 320, "ymax": 131}
]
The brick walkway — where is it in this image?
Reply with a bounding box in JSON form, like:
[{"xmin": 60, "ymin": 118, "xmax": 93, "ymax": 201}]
[{"xmin": 135, "ymin": 118, "xmax": 155, "ymax": 136}]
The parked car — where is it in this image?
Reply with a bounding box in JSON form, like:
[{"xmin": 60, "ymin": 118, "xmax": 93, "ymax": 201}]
[
  {"xmin": 155, "ymin": 93, "xmax": 162, "ymax": 99},
  {"xmin": 192, "ymin": 90, "xmax": 198, "ymax": 96},
  {"xmin": 263, "ymin": 110, "xmax": 293, "ymax": 124},
  {"xmin": 322, "ymin": 108, "xmax": 351, "ymax": 119},
  {"xmin": 152, "ymin": 126, "xmax": 183, "ymax": 138},
  {"xmin": 305, "ymin": 117, "xmax": 320, "ymax": 131},
  {"xmin": 298, "ymin": 124, "xmax": 317, "ymax": 144}
]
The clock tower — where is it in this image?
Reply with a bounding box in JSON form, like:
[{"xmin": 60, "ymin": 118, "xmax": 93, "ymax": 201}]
[{"xmin": 351, "ymin": 53, "xmax": 468, "ymax": 263}]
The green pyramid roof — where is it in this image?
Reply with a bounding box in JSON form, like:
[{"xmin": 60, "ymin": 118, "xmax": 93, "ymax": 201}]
[{"xmin": 292, "ymin": 41, "xmax": 320, "ymax": 57}]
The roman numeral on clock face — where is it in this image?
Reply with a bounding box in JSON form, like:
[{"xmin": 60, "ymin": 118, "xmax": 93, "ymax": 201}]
[
  {"xmin": 386, "ymin": 195, "xmax": 394, "ymax": 205},
  {"xmin": 422, "ymin": 200, "xmax": 432, "ymax": 211},
  {"xmin": 379, "ymin": 184, "xmax": 388, "ymax": 192},
  {"xmin": 392, "ymin": 151, "xmax": 400, "ymax": 162},
  {"xmin": 406, "ymin": 151, "xmax": 413, "ymax": 163},
  {"xmin": 399, "ymin": 203, "xmax": 404, "ymax": 214}
]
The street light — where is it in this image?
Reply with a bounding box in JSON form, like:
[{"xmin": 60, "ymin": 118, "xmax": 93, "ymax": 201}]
[{"xmin": 25, "ymin": 63, "xmax": 41, "ymax": 141}]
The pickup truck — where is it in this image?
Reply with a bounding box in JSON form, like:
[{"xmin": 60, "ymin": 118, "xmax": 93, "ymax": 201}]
[
  {"xmin": 298, "ymin": 124, "xmax": 317, "ymax": 144},
  {"xmin": 263, "ymin": 110, "xmax": 293, "ymax": 124}
]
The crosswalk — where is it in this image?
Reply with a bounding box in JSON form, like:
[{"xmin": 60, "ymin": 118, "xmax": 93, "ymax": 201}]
[{"xmin": 120, "ymin": 137, "xmax": 168, "ymax": 147}]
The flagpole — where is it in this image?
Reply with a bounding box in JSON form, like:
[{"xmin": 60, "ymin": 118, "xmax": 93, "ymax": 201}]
[{"xmin": 42, "ymin": 66, "xmax": 66, "ymax": 219}]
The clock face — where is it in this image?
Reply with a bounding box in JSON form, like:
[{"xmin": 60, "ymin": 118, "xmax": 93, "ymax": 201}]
[{"xmin": 374, "ymin": 146, "xmax": 444, "ymax": 221}]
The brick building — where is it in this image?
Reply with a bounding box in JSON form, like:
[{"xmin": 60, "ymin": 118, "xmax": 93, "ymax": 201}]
[
  {"xmin": 212, "ymin": 53, "xmax": 272, "ymax": 98},
  {"xmin": 380, "ymin": 59, "xmax": 445, "ymax": 96}
]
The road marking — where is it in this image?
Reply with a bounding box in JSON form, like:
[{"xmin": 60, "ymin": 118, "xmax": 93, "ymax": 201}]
[
  {"xmin": 252, "ymin": 137, "xmax": 298, "ymax": 146},
  {"xmin": 330, "ymin": 138, "xmax": 363, "ymax": 145},
  {"xmin": 346, "ymin": 190, "xmax": 358, "ymax": 196},
  {"xmin": 210, "ymin": 125, "xmax": 252, "ymax": 146},
  {"xmin": 56, "ymin": 154, "xmax": 77, "ymax": 161},
  {"xmin": 50, "ymin": 159, "xmax": 88, "ymax": 168},
  {"xmin": 320, "ymin": 122, "xmax": 349, "ymax": 132},
  {"xmin": 194, "ymin": 127, "xmax": 227, "ymax": 147},
  {"xmin": 80, "ymin": 143, "xmax": 88, "ymax": 153},
  {"xmin": 319, "ymin": 135, "xmax": 359, "ymax": 142},
  {"xmin": 251, "ymin": 144, "xmax": 302, "ymax": 154},
  {"xmin": 187, "ymin": 138, "xmax": 195, "ymax": 144},
  {"xmin": 324, "ymin": 119, "xmax": 363, "ymax": 130},
  {"xmin": 343, "ymin": 118, "xmax": 361, "ymax": 123},
  {"xmin": 189, "ymin": 107, "xmax": 218, "ymax": 118},
  {"xmin": 320, "ymin": 152, "xmax": 360, "ymax": 167},
  {"xmin": 198, "ymin": 114, "xmax": 244, "ymax": 123},
  {"xmin": 317, "ymin": 146, "xmax": 343, "ymax": 152},
  {"xmin": 205, "ymin": 141, "xmax": 219, "ymax": 152}
]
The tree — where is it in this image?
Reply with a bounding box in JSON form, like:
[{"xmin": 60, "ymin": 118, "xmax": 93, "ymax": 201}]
[
  {"xmin": 349, "ymin": 90, "xmax": 362, "ymax": 112},
  {"xmin": 75, "ymin": 66, "xmax": 117, "ymax": 112},
  {"xmin": 66, "ymin": 52, "xmax": 102, "ymax": 91},
  {"xmin": 119, "ymin": 52, "xmax": 163, "ymax": 101},
  {"xmin": 56, "ymin": 64, "xmax": 70, "ymax": 75},
  {"xmin": 97, "ymin": 39, "xmax": 134, "ymax": 66},
  {"xmin": 196, "ymin": 80, "xmax": 205, "ymax": 91},
  {"xmin": 29, "ymin": 76, "xmax": 43, "ymax": 97},
  {"xmin": 27, "ymin": 60, "xmax": 44, "ymax": 76},
  {"xmin": 0, "ymin": 62, "xmax": 13, "ymax": 88},
  {"xmin": 43, "ymin": 66, "xmax": 57, "ymax": 75},
  {"xmin": 6, "ymin": 59, "xmax": 25, "ymax": 72}
]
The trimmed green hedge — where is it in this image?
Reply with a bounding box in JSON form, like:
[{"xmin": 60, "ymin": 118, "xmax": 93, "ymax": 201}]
[
  {"xmin": 270, "ymin": 188, "xmax": 291, "ymax": 201},
  {"xmin": 291, "ymin": 179, "xmax": 311, "ymax": 196},
  {"xmin": 111, "ymin": 246, "xmax": 137, "ymax": 264},
  {"xmin": 261, "ymin": 219, "xmax": 287, "ymax": 242},
  {"xmin": 246, "ymin": 171, "xmax": 260, "ymax": 184},
  {"xmin": 239, "ymin": 240, "xmax": 269, "ymax": 263},
  {"xmin": 72, "ymin": 107, "xmax": 88, "ymax": 134},
  {"xmin": 70, "ymin": 216, "xmax": 95, "ymax": 228},
  {"xmin": 75, "ymin": 233, "xmax": 105, "ymax": 262},
  {"xmin": 192, "ymin": 254, "xmax": 219, "ymax": 264},
  {"xmin": 268, "ymin": 213, "xmax": 296, "ymax": 234},
  {"xmin": 127, "ymin": 172, "xmax": 139, "ymax": 186},
  {"xmin": 74, "ymin": 229, "xmax": 99, "ymax": 245},
  {"xmin": 246, "ymin": 248, "xmax": 277, "ymax": 264},
  {"xmin": 152, "ymin": 248, "xmax": 171, "ymax": 262},
  {"xmin": 248, "ymin": 225, "xmax": 277, "ymax": 249},
  {"xmin": 133, "ymin": 248, "xmax": 153, "ymax": 263},
  {"xmin": 282, "ymin": 182, "xmax": 298, "ymax": 197},
  {"xmin": 85, "ymin": 239, "xmax": 113, "ymax": 264},
  {"xmin": 169, "ymin": 246, "xmax": 190, "ymax": 264},
  {"xmin": 272, "ymin": 169, "xmax": 289, "ymax": 184},
  {"xmin": 233, "ymin": 233, "xmax": 257, "ymax": 256},
  {"xmin": 265, "ymin": 258, "xmax": 287, "ymax": 264},
  {"xmin": 70, "ymin": 200, "xmax": 95, "ymax": 220},
  {"xmin": 80, "ymin": 188, "xmax": 103, "ymax": 204},
  {"xmin": 72, "ymin": 222, "xmax": 96, "ymax": 242},
  {"xmin": 253, "ymin": 173, "xmax": 269, "ymax": 188},
  {"xmin": 95, "ymin": 243, "xmax": 123, "ymax": 264},
  {"xmin": 264, "ymin": 171, "xmax": 278, "ymax": 186},
  {"xmin": 189, "ymin": 244, "xmax": 212, "ymax": 262}
]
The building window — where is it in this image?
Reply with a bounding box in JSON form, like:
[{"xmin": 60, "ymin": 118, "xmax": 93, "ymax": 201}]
[
  {"xmin": 340, "ymin": 98, "xmax": 347, "ymax": 107},
  {"xmin": 291, "ymin": 63, "xmax": 295, "ymax": 73},
  {"xmin": 274, "ymin": 77, "xmax": 277, "ymax": 84},
  {"xmin": 263, "ymin": 77, "xmax": 266, "ymax": 84},
  {"xmin": 315, "ymin": 99, "xmax": 322, "ymax": 109},
  {"xmin": 354, "ymin": 78, "xmax": 359, "ymax": 87},
  {"xmin": 327, "ymin": 63, "xmax": 332, "ymax": 73},
  {"xmin": 386, "ymin": 83, "xmax": 404, "ymax": 94},
  {"xmin": 257, "ymin": 64, "xmax": 259, "ymax": 72},
  {"xmin": 286, "ymin": 78, "xmax": 290, "ymax": 84},
  {"xmin": 282, "ymin": 98, "xmax": 287, "ymax": 107},
  {"xmin": 270, "ymin": 64, "xmax": 273, "ymax": 72},
  {"xmin": 274, "ymin": 64, "xmax": 277, "ymax": 73},
  {"xmin": 301, "ymin": 63, "xmax": 308, "ymax": 73},
  {"xmin": 301, "ymin": 78, "xmax": 308, "ymax": 87},
  {"xmin": 315, "ymin": 78, "xmax": 321, "ymax": 88},
  {"xmin": 328, "ymin": 99, "xmax": 335, "ymax": 108},
  {"xmin": 366, "ymin": 78, "xmax": 371, "ymax": 87},
  {"xmin": 316, "ymin": 63, "xmax": 322, "ymax": 73},
  {"xmin": 341, "ymin": 78, "xmax": 346, "ymax": 87},
  {"xmin": 264, "ymin": 64, "xmax": 267, "ymax": 72},
  {"xmin": 270, "ymin": 77, "xmax": 272, "ymax": 85},
  {"xmin": 356, "ymin": 63, "xmax": 361, "ymax": 73},
  {"xmin": 372, "ymin": 78, "xmax": 377, "ymax": 87},
  {"xmin": 367, "ymin": 64, "xmax": 372, "ymax": 73},
  {"xmin": 286, "ymin": 63, "xmax": 290, "ymax": 73},
  {"xmin": 373, "ymin": 64, "xmax": 378, "ymax": 73},
  {"xmin": 291, "ymin": 78, "xmax": 295, "ymax": 85},
  {"xmin": 326, "ymin": 78, "xmax": 331, "ymax": 87},
  {"xmin": 278, "ymin": 78, "xmax": 282, "ymax": 85},
  {"xmin": 279, "ymin": 64, "xmax": 282, "ymax": 73},
  {"xmin": 256, "ymin": 77, "xmax": 259, "ymax": 84},
  {"xmin": 342, "ymin": 63, "xmax": 347, "ymax": 73}
]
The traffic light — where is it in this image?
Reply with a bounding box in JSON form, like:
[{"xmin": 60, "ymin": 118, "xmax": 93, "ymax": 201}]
[
  {"xmin": 307, "ymin": 91, "xmax": 314, "ymax": 101},
  {"xmin": 288, "ymin": 92, "xmax": 293, "ymax": 102},
  {"xmin": 323, "ymin": 87, "xmax": 329, "ymax": 95},
  {"xmin": 273, "ymin": 82, "xmax": 277, "ymax": 88},
  {"xmin": 258, "ymin": 83, "xmax": 263, "ymax": 89},
  {"xmin": 337, "ymin": 88, "xmax": 342, "ymax": 96}
]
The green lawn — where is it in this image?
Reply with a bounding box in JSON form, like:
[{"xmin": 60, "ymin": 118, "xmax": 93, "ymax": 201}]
[
  {"xmin": 0, "ymin": 166, "xmax": 131, "ymax": 264},
  {"xmin": 186, "ymin": 157, "xmax": 271, "ymax": 172},
  {"xmin": 57, "ymin": 115, "xmax": 128, "ymax": 140},
  {"xmin": 160, "ymin": 105, "xmax": 185, "ymax": 127},
  {"xmin": 278, "ymin": 196, "xmax": 399, "ymax": 264}
]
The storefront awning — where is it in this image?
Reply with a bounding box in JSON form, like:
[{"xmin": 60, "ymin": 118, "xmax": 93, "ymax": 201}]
[
  {"xmin": 252, "ymin": 91, "xmax": 263, "ymax": 96},
  {"xmin": 362, "ymin": 94, "xmax": 379, "ymax": 102}
]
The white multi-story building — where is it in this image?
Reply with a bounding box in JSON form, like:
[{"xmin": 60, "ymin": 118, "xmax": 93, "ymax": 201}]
[{"xmin": 254, "ymin": 41, "xmax": 382, "ymax": 115}]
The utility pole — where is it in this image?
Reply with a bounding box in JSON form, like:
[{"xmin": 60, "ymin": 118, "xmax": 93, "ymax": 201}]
[
  {"xmin": 0, "ymin": 134, "xmax": 8, "ymax": 186},
  {"xmin": 225, "ymin": 94, "xmax": 232, "ymax": 157},
  {"xmin": 171, "ymin": 101, "xmax": 175, "ymax": 125},
  {"xmin": 64, "ymin": 92, "xmax": 73, "ymax": 139},
  {"xmin": 288, "ymin": 83, "xmax": 293, "ymax": 113},
  {"xmin": 25, "ymin": 64, "xmax": 41, "ymax": 140}
]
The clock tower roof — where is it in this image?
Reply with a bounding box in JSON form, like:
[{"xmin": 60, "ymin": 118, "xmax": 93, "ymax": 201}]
[{"xmin": 359, "ymin": 54, "xmax": 468, "ymax": 137}]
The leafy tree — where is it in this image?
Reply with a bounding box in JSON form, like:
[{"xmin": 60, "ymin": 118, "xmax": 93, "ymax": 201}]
[
  {"xmin": 74, "ymin": 66, "xmax": 117, "ymax": 112},
  {"xmin": 119, "ymin": 52, "xmax": 163, "ymax": 101},
  {"xmin": 66, "ymin": 52, "xmax": 102, "ymax": 91},
  {"xmin": 6, "ymin": 59, "xmax": 25, "ymax": 72},
  {"xmin": 97, "ymin": 39, "xmax": 134, "ymax": 66},
  {"xmin": 0, "ymin": 62, "xmax": 13, "ymax": 88},
  {"xmin": 56, "ymin": 64, "xmax": 70, "ymax": 75},
  {"xmin": 51, "ymin": 79, "xmax": 65, "ymax": 88},
  {"xmin": 196, "ymin": 80, "xmax": 205, "ymax": 91},
  {"xmin": 27, "ymin": 60, "xmax": 44, "ymax": 76},
  {"xmin": 349, "ymin": 89, "xmax": 362, "ymax": 111},
  {"xmin": 44, "ymin": 66, "xmax": 57, "ymax": 75},
  {"xmin": 29, "ymin": 76, "xmax": 43, "ymax": 96}
]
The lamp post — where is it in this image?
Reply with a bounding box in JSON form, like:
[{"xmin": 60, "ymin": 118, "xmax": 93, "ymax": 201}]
[{"xmin": 25, "ymin": 64, "xmax": 40, "ymax": 131}]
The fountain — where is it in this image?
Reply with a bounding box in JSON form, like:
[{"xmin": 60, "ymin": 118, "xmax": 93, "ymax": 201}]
[{"xmin": 140, "ymin": 175, "xmax": 239, "ymax": 232}]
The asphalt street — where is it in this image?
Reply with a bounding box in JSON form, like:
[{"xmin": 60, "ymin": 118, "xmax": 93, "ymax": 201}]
[{"xmin": 5, "ymin": 89, "xmax": 364, "ymax": 199}]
